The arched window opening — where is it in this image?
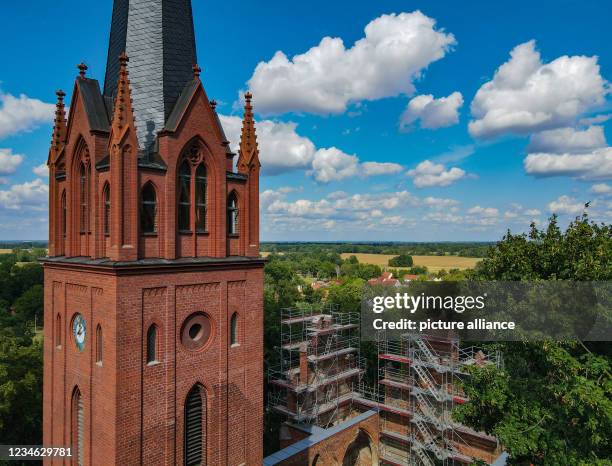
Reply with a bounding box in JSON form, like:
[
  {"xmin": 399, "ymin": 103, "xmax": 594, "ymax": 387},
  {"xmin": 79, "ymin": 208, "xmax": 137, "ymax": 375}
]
[
  {"xmin": 103, "ymin": 184, "xmax": 110, "ymax": 237},
  {"xmin": 184, "ymin": 386, "xmax": 205, "ymax": 466},
  {"xmin": 72, "ymin": 387, "xmax": 84, "ymax": 466},
  {"xmin": 227, "ymin": 193, "xmax": 238, "ymax": 236},
  {"xmin": 178, "ymin": 161, "xmax": 191, "ymax": 231},
  {"xmin": 61, "ymin": 190, "xmax": 67, "ymax": 238},
  {"xmin": 79, "ymin": 163, "xmax": 88, "ymax": 233},
  {"xmin": 312, "ymin": 454, "xmax": 320, "ymax": 466},
  {"xmin": 55, "ymin": 314, "xmax": 62, "ymax": 348},
  {"xmin": 230, "ymin": 312, "xmax": 238, "ymax": 346},
  {"xmin": 147, "ymin": 325, "xmax": 158, "ymax": 364},
  {"xmin": 96, "ymin": 325, "xmax": 102, "ymax": 364},
  {"xmin": 195, "ymin": 164, "xmax": 207, "ymax": 232},
  {"xmin": 140, "ymin": 183, "xmax": 157, "ymax": 234}
]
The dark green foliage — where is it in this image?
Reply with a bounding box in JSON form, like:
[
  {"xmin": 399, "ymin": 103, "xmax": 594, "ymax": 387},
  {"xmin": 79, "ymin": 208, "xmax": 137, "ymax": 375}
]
[
  {"xmin": 326, "ymin": 278, "xmax": 366, "ymax": 313},
  {"xmin": 0, "ymin": 253, "xmax": 45, "ymax": 453},
  {"xmin": 388, "ymin": 254, "xmax": 413, "ymax": 267},
  {"xmin": 262, "ymin": 241, "xmax": 491, "ymax": 257},
  {"xmin": 456, "ymin": 213, "xmax": 612, "ymax": 465},
  {"xmin": 0, "ymin": 337, "xmax": 43, "ymax": 446}
]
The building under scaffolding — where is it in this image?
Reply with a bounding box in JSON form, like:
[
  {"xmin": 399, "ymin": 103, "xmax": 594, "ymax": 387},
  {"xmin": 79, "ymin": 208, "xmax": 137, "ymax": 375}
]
[
  {"xmin": 357, "ymin": 331, "xmax": 503, "ymax": 465},
  {"xmin": 268, "ymin": 304, "xmax": 365, "ymax": 430},
  {"xmin": 268, "ymin": 305, "xmax": 504, "ymax": 465}
]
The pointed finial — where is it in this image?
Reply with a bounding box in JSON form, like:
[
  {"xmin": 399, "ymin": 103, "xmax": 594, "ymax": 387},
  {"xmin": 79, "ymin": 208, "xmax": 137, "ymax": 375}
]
[
  {"xmin": 193, "ymin": 64, "xmax": 201, "ymax": 79},
  {"xmin": 237, "ymin": 92, "xmax": 260, "ymax": 172},
  {"xmin": 210, "ymin": 99, "xmax": 217, "ymax": 111},
  {"xmin": 77, "ymin": 62, "xmax": 88, "ymax": 78},
  {"xmin": 50, "ymin": 89, "xmax": 68, "ymax": 157},
  {"xmin": 119, "ymin": 52, "xmax": 129, "ymax": 67}
]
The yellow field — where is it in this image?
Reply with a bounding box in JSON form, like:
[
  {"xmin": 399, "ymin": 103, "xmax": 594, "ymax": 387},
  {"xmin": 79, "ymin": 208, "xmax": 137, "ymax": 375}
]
[
  {"xmin": 0, "ymin": 249, "xmax": 13, "ymax": 254},
  {"xmin": 340, "ymin": 253, "xmax": 480, "ymax": 272}
]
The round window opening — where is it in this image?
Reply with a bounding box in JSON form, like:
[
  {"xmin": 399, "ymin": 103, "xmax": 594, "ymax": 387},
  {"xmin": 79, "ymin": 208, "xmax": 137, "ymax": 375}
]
[{"xmin": 181, "ymin": 313, "xmax": 212, "ymax": 350}]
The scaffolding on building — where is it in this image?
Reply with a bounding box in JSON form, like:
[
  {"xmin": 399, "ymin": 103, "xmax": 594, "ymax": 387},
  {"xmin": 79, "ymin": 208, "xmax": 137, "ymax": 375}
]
[
  {"xmin": 357, "ymin": 331, "xmax": 503, "ymax": 466},
  {"xmin": 268, "ymin": 303, "xmax": 365, "ymax": 429}
]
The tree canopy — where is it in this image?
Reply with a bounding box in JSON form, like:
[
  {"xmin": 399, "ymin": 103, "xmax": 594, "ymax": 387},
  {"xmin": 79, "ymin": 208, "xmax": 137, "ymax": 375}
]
[{"xmin": 455, "ymin": 214, "xmax": 612, "ymax": 465}]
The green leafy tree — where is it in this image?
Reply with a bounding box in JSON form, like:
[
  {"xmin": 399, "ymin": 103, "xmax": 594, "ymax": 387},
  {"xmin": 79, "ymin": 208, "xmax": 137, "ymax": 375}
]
[
  {"xmin": 455, "ymin": 213, "xmax": 612, "ymax": 465},
  {"xmin": 0, "ymin": 336, "xmax": 43, "ymax": 446},
  {"xmin": 388, "ymin": 254, "xmax": 413, "ymax": 267},
  {"xmin": 13, "ymin": 285, "xmax": 44, "ymax": 326},
  {"xmin": 326, "ymin": 278, "xmax": 365, "ymax": 313}
]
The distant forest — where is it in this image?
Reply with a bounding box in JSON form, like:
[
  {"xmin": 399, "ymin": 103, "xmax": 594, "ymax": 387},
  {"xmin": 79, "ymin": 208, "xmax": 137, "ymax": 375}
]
[{"xmin": 261, "ymin": 241, "xmax": 493, "ymax": 257}]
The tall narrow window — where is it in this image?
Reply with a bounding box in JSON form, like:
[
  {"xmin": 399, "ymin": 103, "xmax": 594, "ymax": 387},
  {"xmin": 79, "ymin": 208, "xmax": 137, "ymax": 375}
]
[
  {"xmin": 61, "ymin": 190, "xmax": 67, "ymax": 238},
  {"xmin": 178, "ymin": 161, "xmax": 191, "ymax": 231},
  {"xmin": 55, "ymin": 314, "xmax": 62, "ymax": 348},
  {"xmin": 79, "ymin": 163, "xmax": 88, "ymax": 233},
  {"xmin": 184, "ymin": 386, "xmax": 204, "ymax": 466},
  {"xmin": 147, "ymin": 325, "xmax": 157, "ymax": 364},
  {"xmin": 72, "ymin": 388, "xmax": 84, "ymax": 466},
  {"xmin": 230, "ymin": 312, "xmax": 238, "ymax": 346},
  {"xmin": 103, "ymin": 184, "xmax": 110, "ymax": 237},
  {"xmin": 95, "ymin": 325, "xmax": 102, "ymax": 364},
  {"xmin": 140, "ymin": 183, "xmax": 157, "ymax": 234},
  {"xmin": 227, "ymin": 193, "xmax": 238, "ymax": 236},
  {"xmin": 195, "ymin": 165, "xmax": 207, "ymax": 232}
]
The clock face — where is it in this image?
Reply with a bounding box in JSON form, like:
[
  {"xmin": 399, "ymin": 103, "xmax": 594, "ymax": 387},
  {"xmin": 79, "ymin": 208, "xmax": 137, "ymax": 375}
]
[{"xmin": 72, "ymin": 314, "xmax": 86, "ymax": 352}]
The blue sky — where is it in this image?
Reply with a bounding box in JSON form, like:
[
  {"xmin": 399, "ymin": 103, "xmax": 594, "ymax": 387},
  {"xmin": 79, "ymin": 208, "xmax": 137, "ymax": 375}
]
[{"xmin": 0, "ymin": 0, "xmax": 611, "ymax": 241}]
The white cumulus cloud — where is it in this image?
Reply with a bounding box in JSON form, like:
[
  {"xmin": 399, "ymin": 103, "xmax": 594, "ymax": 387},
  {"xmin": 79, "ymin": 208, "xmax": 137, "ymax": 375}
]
[
  {"xmin": 548, "ymin": 195, "xmax": 585, "ymax": 215},
  {"xmin": 33, "ymin": 163, "xmax": 49, "ymax": 177},
  {"xmin": 220, "ymin": 115, "xmax": 316, "ymax": 175},
  {"xmin": 0, "ymin": 148, "xmax": 24, "ymax": 175},
  {"xmin": 469, "ymin": 40, "xmax": 608, "ymax": 139},
  {"xmin": 0, "ymin": 178, "xmax": 49, "ymax": 211},
  {"xmin": 0, "ymin": 93, "xmax": 55, "ymax": 139},
  {"xmin": 221, "ymin": 115, "xmax": 403, "ymax": 181},
  {"xmin": 399, "ymin": 91, "xmax": 463, "ymax": 130},
  {"xmin": 407, "ymin": 160, "xmax": 466, "ymax": 188},
  {"xmin": 590, "ymin": 183, "xmax": 612, "ymax": 196},
  {"xmin": 528, "ymin": 126, "xmax": 607, "ymax": 154},
  {"xmin": 524, "ymin": 147, "xmax": 612, "ymax": 180},
  {"xmin": 246, "ymin": 11, "xmax": 456, "ymax": 115}
]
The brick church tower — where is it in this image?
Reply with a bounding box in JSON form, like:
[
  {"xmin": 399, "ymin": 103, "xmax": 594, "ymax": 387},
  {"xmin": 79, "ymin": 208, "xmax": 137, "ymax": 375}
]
[{"xmin": 42, "ymin": 1, "xmax": 264, "ymax": 464}]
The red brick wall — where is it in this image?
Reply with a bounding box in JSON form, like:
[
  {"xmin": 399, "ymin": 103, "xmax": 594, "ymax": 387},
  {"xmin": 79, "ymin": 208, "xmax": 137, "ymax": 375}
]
[
  {"xmin": 47, "ymin": 76, "xmax": 259, "ymax": 263},
  {"xmin": 43, "ymin": 262, "xmax": 264, "ymax": 466},
  {"xmin": 275, "ymin": 412, "xmax": 380, "ymax": 466}
]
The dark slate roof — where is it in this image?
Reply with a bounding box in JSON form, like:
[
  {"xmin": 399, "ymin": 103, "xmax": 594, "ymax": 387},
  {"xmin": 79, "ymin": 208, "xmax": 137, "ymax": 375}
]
[
  {"xmin": 103, "ymin": 0, "xmax": 197, "ymax": 153},
  {"xmin": 263, "ymin": 410, "xmax": 378, "ymax": 465},
  {"xmin": 164, "ymin": 79, "xmax": 200, "ymax": 132},
  {"xmin": 227, "ymin": 171, "xmax": 247, "ymax": 183},
  {"xmin": 77, "ymin": 78, "xmax": 110, "ymax": 133},
  {"xmin": 96, "ymin": 153, "xmax": 168, "ymax": 172}
]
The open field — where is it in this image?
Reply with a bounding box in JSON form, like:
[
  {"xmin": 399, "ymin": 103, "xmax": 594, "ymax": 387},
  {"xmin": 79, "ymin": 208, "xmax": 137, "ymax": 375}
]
[
  {"xmin": 0, "ymin": 249, "xmax": 13, "ymax": 254},
  {"xmin": 340, "ymin": 253, "xmax": 481, "ymax": 272}
]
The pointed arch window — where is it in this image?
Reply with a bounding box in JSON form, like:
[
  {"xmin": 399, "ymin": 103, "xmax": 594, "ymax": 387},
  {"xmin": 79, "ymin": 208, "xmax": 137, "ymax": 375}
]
[
  {"xmin": 178, "ymin": 161, "xmax": 191, "ymax": 232},
  {"xmin": 230, "ymin": 312, "xmax": 238, "ymax": 346},
  {"xmin": 79, "ymin": 163, "xmax": 88, "ymax": 233},
  {"xmin": 227, "ymin": 192, "xmax": 238, "ymax": 236},
  {"xmin": 195, "ymin": 165, "xmax": 207, "ymax": 233},
  {"xmin": 184, "ymin": 385, "xmax": 205, "ymax": 466},
  {"xmin": 141, "ymin": 183, "xmax": 157, "ymax": 234},
  {"xmin": 72, "ymin": 387, "xmax": 84, "ymax": 466},
  {"xmin": 61, "ymin": 190, "xmax": 67, "ymax": 238},
  {"xmin": 103, "ymin": 184, "xmax": 110, "ymax": 237},
  {"xmin": 147, "ymin": 324, "xmax": 158, "ymax": 364}
]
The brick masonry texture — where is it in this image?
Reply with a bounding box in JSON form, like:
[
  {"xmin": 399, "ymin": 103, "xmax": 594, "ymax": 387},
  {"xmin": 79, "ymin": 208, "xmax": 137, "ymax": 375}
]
[{"xmin": 43, "ymin": 1, "xmax": 263, "ymax": 463}]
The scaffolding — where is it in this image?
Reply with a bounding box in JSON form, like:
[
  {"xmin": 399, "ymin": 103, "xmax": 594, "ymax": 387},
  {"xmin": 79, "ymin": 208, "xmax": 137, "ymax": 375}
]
[
  {"xmin": 357, "ymin": 331, "xmax": 503, "ymax": 466},
  {"xmin": 268, "ymin": 304, "xmax": 365, "ymax": 429}
]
